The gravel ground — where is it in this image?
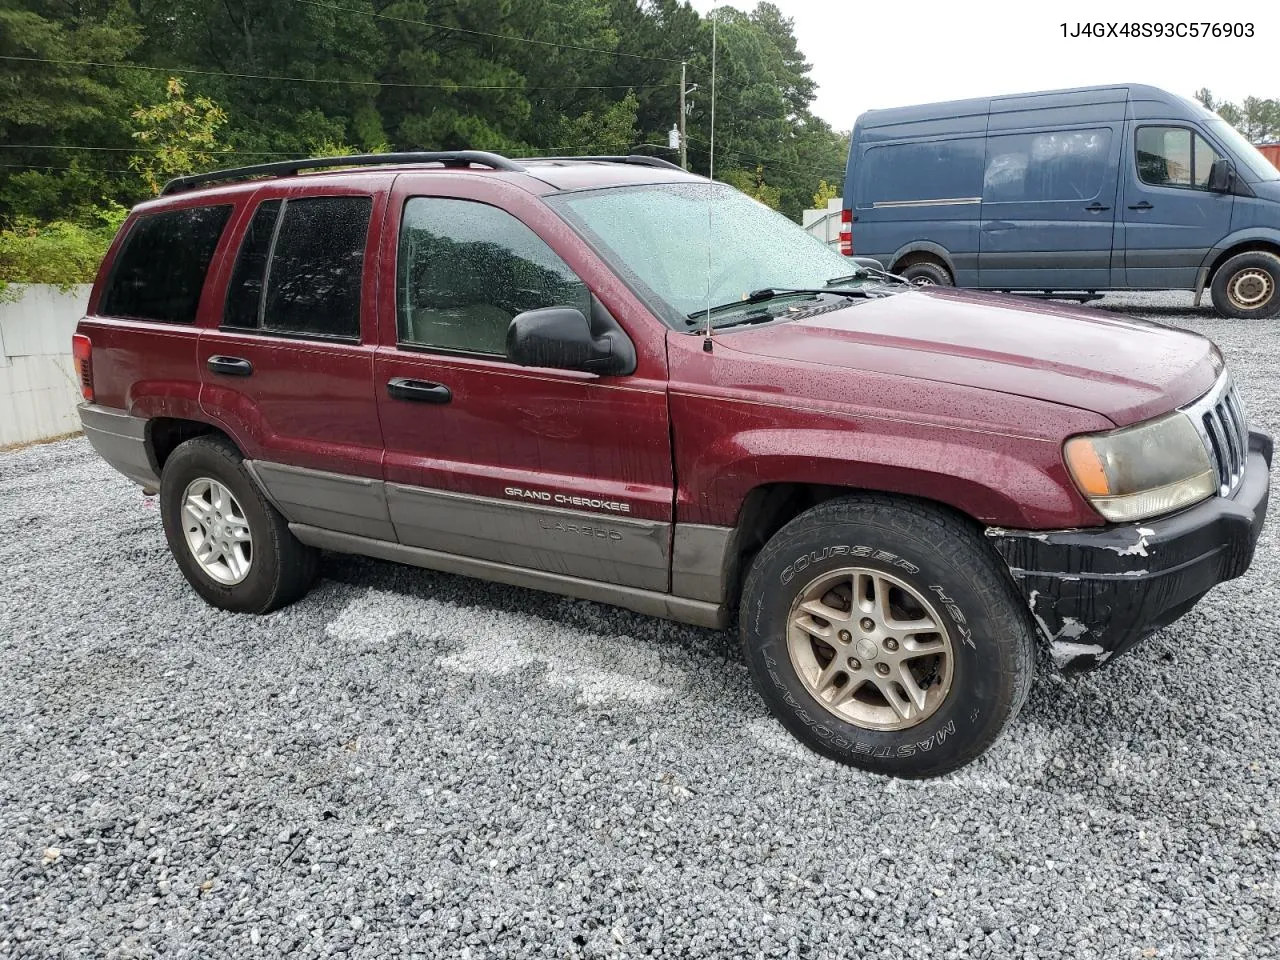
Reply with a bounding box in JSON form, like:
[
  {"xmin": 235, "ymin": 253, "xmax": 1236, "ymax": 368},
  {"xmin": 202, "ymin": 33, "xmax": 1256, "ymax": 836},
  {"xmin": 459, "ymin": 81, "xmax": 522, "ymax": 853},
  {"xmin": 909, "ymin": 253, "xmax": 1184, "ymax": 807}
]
[{"xmin": 1, "ymin": 291, "xmax": 1278, "ymax": 959}]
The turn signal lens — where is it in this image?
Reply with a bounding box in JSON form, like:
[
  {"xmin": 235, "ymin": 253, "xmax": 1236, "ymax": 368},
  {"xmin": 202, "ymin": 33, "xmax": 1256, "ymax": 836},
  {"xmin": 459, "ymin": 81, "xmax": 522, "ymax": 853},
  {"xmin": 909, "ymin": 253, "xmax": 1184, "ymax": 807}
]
[
  {"xmin": 71, "ymin": 333, "xmax": 94, "ymax": 403},
  {"xmin": 1063, "ymin": 438, "xmax": 1110, "ymax": 497}
]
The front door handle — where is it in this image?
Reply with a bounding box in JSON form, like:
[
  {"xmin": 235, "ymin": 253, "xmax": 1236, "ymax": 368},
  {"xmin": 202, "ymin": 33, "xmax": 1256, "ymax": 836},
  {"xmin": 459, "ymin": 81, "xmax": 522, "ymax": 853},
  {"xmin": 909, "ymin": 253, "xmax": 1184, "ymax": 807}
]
[
  {"xmin": 1084, "ymin": 202, "xmax": 1111, "ymax": 213},
  {"xmin": 387, "ymin": 378, "xmax": 452, "ymax": 404},
  {"xmin": 207, "ymin": 355, "xmax": 253, "ymax": 377},
  {"xmin": 1128, "ymin": 200, "xmax": 1153, "ymax": 211}
]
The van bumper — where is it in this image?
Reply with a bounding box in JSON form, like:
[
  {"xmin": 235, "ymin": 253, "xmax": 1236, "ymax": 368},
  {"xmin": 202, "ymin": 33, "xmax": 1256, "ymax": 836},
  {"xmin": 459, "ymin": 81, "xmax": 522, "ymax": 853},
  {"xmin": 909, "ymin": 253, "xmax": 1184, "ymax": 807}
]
[
  {"xmin": 78, "ymin": 403, "xmax": 160, "ymax": 489},
  {"xmin": 986, "ymin": 431, "xmax": 1272, "ymax": 671}
]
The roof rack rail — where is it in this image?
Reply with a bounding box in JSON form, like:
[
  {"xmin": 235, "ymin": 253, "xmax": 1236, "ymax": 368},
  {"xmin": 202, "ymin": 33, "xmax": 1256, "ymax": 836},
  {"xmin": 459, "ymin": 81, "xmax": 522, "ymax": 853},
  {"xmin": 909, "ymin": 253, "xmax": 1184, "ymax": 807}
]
[
  {"xmin": 517, "ymin": 154, "xmax": 684, "ymax": 170},
  {"xmin": 160, "ymin": 150, "xmax": 524, "ymax": 196}
]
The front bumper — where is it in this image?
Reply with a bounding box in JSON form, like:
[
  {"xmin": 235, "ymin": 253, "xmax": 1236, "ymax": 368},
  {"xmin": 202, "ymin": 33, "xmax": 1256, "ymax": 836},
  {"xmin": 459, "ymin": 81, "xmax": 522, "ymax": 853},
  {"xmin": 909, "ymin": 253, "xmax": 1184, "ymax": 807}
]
[{"xmin": 987, "ymin": 431, "xmax": 1272, "ymax": 671}]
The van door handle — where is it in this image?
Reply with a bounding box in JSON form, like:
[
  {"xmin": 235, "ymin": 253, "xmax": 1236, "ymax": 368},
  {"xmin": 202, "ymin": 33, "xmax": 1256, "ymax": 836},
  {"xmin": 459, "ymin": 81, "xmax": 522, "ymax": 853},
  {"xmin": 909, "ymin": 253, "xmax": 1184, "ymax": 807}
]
[
  {"xmin": 387, "ymin": 378, "xmax": 451, "ymax": 404},
  {"xmin": 1084, "ymin": 202, "xmax": 1110, "ymax": 213},
  {"xmin": 982, "ymin": 221, "xmax": 1015, "ymax": 232},
  {"xmin": 207, "ymin": 356, "xmax": 253, "ymax": 377},
  {"xmin": 1128, "ymin": 201, "xmax": 1153, "ymax": 211}
]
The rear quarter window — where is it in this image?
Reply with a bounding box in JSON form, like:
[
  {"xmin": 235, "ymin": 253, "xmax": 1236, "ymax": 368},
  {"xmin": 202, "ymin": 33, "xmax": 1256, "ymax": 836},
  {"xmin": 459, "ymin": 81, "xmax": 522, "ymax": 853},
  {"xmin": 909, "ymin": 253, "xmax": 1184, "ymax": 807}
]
[
  {"xmin": 99, "ymin": 205, "xmax": 232, "ymax": 324},
  {"xmin": 856, "ymin": 139, "xmax": 984, "ymax": 206}
]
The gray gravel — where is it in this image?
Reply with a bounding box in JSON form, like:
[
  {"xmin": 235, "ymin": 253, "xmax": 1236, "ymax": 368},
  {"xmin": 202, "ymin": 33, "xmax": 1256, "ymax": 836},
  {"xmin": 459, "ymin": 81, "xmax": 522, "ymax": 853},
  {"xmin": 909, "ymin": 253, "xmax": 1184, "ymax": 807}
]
[{"xmin": 2, "ymin": 290, "xmax": 1279, "ymax": 959}]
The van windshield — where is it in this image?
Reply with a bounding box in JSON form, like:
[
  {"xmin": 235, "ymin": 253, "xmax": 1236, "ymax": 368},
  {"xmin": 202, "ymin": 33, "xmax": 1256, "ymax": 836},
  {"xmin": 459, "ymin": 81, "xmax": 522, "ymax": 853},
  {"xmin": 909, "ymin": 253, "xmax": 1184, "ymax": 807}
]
[
  {"xmin": 546, "ymin": 182, "xmax": 881, "ymax": 329},
  {"xmin": 1205, "ymin": 119, "xmax": 1280, "ymax": 182}
]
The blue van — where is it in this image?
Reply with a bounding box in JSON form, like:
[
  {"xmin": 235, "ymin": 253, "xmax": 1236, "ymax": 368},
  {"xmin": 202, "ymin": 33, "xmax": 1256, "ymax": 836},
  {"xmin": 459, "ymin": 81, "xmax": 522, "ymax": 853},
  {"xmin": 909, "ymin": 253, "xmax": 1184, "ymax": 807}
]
[{"xmin": 843, "ymin": 84, "xmax": 1280, "ymax": 318}]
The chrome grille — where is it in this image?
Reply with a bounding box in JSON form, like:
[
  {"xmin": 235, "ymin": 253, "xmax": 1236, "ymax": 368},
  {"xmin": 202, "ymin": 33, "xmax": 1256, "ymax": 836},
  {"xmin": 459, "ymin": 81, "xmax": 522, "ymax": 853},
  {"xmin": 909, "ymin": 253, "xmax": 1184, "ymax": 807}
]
[{"xmin": 1183, "ymin": 371, "xmax": 1248, "ymax": 497}]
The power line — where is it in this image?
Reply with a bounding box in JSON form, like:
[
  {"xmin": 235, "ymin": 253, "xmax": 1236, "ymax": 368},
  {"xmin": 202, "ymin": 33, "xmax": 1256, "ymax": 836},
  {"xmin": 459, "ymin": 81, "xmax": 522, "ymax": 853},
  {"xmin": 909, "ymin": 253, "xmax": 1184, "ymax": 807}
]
[
  {"xmin": 0, "ymin": 55, "xmax": 677, "ymax": 91},
  {"xmin": 685, "ymin": 133, "xmax": 843, "ymax": 179},
  {"xmin": 295, "ymin": 0, "xmax": 684, "ymax": 64},
  {"xmin": 0, "ymin": 163, "xmax": 136, "ymax": 174},
  {"xmin": 1, "ymin": 144, "xmax": 301, "ymax": 156}
]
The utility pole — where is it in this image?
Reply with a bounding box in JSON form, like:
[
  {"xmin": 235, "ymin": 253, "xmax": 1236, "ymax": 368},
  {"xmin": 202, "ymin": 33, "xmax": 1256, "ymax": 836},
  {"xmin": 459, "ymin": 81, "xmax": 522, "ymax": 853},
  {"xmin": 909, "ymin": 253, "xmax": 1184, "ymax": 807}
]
[
  {"xmin": 709, "ymin": 16, "xmax": 717, "ymax": 179},
  {"xmin": 679, "ymin": 61, "xmax": 688, "ymax": 170}
]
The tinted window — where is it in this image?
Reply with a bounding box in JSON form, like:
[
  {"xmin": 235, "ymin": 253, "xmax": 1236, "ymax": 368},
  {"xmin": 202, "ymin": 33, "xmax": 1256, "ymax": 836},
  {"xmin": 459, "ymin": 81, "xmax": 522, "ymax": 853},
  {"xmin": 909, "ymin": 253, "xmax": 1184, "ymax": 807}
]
[
  {"xmin": 262, "ymin": 196, "xmax": 371, "ymax": 339},
  {"xmin": 223, "ymin": 200, "xmax": 281, "ymax": 329},
  {"xmin": 983, "ymin": 129, "xmax": 1113, "ymax": 202},
  {"xmin": 397, "ymin": 198, "xmax": 589, "ymax": 355},
  {"xmin": 857, "ymin": 139, "xmax": 984, "ymax": 205},
  {"xmin": 1136, "ymin": 127, "xmax": 1223, "ymax": 189},
  {"xmin": 100, "ymin": 205, "xmax": 231, "ymax": 323}
]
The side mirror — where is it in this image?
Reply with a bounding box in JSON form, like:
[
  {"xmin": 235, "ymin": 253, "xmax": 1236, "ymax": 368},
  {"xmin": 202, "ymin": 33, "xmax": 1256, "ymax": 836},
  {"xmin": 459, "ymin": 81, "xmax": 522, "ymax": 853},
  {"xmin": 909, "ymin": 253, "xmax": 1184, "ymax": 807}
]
[
  {"xmin": 1207, "ymin": 157, "xmax": 1235, "ymax": 193},
  {"xmin": 506, "ymin": 306, "xmax": 634, "ymax": 376}
]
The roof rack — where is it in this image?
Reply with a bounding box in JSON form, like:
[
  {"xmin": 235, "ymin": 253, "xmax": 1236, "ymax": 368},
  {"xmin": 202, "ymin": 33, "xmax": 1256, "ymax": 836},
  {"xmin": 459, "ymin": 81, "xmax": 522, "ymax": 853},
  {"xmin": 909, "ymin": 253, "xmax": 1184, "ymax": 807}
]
[
  {"xmin": 160, "ymin": 150, "xmax": 524, "ymax": 196},
  {"xmin": 517, "ymin": 154, "xmax": 684, "ymax": 170}
]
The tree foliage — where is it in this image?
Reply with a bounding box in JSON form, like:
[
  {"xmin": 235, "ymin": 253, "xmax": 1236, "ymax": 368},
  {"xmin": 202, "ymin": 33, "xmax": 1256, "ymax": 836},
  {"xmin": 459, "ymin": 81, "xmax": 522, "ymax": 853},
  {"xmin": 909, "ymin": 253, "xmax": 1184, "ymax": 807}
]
[
  {"xmin": 129, "ymin": 78, "xmax": 228, "ymax": 195},
  {"xmin": 1195, "ymin": 88, "xmax": 1280, "ymax": 142},
  {"xmin": 0, "ymin": 0, "xmax": 852, "ymax": 271}
]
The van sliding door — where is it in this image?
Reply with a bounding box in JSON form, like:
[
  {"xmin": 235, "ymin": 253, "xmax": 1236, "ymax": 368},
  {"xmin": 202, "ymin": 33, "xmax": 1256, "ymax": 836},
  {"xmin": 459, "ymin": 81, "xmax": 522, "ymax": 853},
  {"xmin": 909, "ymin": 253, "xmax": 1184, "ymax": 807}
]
[{"xmin": 978, "ymin": 89, "xmax": 1127, "ymax": 292}]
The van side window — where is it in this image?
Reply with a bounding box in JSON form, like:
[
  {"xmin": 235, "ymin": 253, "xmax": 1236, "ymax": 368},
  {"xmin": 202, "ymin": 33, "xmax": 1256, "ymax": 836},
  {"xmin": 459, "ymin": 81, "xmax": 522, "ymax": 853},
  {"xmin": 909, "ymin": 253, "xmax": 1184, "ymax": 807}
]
[
  {"xmin": 396, "ymin": 197, "xmax": 589, "ymax": 356},
  {"xmin": 983, "ymin": 129, "xmax": 1112, "ymax": 203},
  {"xmin": 857, "ymin": 140, "xmax": 984, "ymax": 206},
  {"xmin": 1135, "ymin": 127, "xmax": 1223, "ymax": 190},
  {"xmin": 100, "ymin": 205, "xmax": 232, "ymax": 324}
]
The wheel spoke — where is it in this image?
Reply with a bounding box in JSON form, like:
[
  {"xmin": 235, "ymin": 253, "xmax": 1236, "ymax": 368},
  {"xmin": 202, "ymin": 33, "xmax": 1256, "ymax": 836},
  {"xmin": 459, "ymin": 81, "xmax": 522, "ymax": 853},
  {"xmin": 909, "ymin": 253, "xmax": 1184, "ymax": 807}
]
[
  {"xmin": 901, "ymin": 634, "xmax": 947, "ymax": 657},
  {"xmin": 797, "ymin": 597, "xmax": 850, "ymax": 625}
]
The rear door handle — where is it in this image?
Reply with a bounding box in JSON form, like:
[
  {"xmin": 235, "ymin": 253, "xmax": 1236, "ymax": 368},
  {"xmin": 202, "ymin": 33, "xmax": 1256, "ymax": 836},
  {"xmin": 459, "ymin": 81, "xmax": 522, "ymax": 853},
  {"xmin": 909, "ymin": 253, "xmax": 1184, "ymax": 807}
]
[
  {"xmin": 1128, "ymin": 201, "xmax": 1153, "ymax": 211},
  {"xmin": 387, "ymin": 378, "xmax": 452, "ymax": 404},
  {"xmin": 207, "ymin": 355, "xmax": 253, "ymax": 377},
  {"xmin": 1085, "ymin": 202, "xmax": 1111, "ymax": 213}
]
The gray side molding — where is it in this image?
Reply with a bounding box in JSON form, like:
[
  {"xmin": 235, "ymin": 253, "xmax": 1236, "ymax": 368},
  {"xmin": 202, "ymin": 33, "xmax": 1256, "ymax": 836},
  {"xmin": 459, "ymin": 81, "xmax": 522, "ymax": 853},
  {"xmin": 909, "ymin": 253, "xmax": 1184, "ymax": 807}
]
[
  {"xmin": 78, "ymin": 403, "xmax": 160, "ymax": 489},
  {"xmin": 249, "ymin": 461, "xmax": 395, "ymax": 542},
  {"xmin": 671, "ymin": 523, "xmax": 735, "ymax": 603},
  {"xmin": 290, "ymin": 524, "xmax": 728, "ymax": 629}
]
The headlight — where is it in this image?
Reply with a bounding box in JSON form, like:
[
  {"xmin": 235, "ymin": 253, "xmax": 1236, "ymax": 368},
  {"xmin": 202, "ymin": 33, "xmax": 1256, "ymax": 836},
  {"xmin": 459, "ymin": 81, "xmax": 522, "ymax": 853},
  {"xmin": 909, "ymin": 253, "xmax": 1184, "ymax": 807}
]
[{"xmin": 1064, "ymin": 412, "xmax": 1216, "ymax": 522}]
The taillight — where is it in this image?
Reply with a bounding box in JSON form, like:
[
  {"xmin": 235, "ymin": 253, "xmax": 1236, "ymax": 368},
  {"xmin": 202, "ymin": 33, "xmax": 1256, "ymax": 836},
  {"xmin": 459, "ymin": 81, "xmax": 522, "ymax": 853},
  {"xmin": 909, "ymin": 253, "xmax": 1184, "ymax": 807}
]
[
  {"xmin": 839, "ymin": 208, "xmax": 853, "ymax": 256},
  {"xmin": 72, "ymin": 333, "xmax": 94, "ymax": 403}
]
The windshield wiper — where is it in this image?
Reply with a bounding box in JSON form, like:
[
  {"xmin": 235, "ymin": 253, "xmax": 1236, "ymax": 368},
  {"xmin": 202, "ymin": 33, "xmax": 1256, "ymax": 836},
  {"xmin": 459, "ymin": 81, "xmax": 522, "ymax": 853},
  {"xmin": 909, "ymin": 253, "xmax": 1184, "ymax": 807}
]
[
  {"xmin": 826, "ymin": 264, "xmax": 910, "ymax": 286},
  {"xmin": 685, "ymin": 287, "xmax": 869, "ymax": 322}
]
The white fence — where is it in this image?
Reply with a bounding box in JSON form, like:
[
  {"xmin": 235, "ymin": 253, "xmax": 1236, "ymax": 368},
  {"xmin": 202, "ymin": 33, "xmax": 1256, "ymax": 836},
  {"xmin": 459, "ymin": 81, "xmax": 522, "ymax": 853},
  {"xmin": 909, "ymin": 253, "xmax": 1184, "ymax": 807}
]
[
  {"xmin": 803, "ymin": 197, "xmax": 842, "ymax": 250},
  {"xmin": 0, "ymin": 285, "xmax": 90, "ymax": 447}
]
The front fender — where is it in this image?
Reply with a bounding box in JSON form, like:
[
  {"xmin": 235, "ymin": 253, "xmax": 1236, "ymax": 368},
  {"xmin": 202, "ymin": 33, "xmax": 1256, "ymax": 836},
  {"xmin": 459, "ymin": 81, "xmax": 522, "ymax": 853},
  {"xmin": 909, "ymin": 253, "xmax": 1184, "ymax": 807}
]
[{"xmin": 681, "ymin": 425, "xmax": 1101, "ymax": 531}]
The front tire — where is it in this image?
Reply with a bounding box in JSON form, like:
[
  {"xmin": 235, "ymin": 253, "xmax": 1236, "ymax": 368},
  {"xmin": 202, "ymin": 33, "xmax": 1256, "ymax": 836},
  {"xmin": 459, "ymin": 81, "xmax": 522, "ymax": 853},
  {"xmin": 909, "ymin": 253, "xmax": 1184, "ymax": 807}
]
[
  {"xmin": 159, "ymin": 435, "xmax": 317, "ymax": 613},
  {"xmin": 1210, "ymin": 251, "xmax": 1280, "ymax": 319},
  {"xmin": 740, "ymin": 495, "xmax": 1035, "ymax": 778}
]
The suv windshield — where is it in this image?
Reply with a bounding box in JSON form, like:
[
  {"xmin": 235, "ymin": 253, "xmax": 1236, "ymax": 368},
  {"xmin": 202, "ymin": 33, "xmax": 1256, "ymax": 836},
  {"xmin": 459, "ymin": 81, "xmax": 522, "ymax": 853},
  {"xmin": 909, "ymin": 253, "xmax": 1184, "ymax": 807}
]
[
  {"xmin": 547, "ymin": 181, "xmax": 881, "ymax": 329},
  {"xmin": 1205, "ymin": 119, "xmax": 1280, "ymax": 182}
]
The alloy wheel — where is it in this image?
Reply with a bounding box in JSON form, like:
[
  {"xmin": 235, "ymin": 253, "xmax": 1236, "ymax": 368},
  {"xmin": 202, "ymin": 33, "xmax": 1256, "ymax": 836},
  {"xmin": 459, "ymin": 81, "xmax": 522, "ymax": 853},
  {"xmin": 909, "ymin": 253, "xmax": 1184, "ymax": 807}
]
[
  {"xmin": 787, "ymin": 567, "xmax": 954, "ymax": 730},
  {"xmin": 181, "ymin": 477, "xmax": 253, "ymax": 585}
]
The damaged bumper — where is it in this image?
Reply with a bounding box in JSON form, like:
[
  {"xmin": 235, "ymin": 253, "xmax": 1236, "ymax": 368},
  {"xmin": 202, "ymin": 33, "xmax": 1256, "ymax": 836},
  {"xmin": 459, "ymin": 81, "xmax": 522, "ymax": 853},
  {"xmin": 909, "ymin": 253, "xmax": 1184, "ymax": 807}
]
[{"xmin": 987, "ymin": 431, "xmax": 1272, "ymax": 671}]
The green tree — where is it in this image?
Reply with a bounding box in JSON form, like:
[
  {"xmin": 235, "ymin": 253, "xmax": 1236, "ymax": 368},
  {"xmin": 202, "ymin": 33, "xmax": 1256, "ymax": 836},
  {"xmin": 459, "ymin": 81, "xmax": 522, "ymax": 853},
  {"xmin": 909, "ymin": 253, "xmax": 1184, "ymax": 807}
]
[
  {"xmin": 812, "ymin": 179, "xmax": 839, "ymax": 208},
  {"xmin": 129, "ymin": 78, "xmax": 228, "ymax": 195}
]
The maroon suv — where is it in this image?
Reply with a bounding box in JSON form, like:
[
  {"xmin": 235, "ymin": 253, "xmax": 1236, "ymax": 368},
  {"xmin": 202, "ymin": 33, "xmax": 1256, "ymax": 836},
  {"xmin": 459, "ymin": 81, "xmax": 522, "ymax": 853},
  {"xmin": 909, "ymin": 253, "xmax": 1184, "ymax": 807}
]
[{"xmin": 73, "ymin": 152, "xmax": 1272, "ymax": 777}]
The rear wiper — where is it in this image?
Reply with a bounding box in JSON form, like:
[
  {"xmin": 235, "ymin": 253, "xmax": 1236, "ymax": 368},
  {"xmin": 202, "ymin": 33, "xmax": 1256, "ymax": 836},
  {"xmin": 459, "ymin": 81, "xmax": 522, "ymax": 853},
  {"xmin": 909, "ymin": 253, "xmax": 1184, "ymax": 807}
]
[{"xmin": 685, "ymin": 287, "xmax": 868, "ymax": 322}]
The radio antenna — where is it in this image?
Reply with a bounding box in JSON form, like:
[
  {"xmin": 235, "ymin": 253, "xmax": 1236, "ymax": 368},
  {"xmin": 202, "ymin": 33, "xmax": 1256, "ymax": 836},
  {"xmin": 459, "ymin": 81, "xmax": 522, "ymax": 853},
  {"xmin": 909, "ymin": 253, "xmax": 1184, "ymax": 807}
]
[{"xmin": 703, "ymin": 199, "xmax": 713, "ymax": 351}]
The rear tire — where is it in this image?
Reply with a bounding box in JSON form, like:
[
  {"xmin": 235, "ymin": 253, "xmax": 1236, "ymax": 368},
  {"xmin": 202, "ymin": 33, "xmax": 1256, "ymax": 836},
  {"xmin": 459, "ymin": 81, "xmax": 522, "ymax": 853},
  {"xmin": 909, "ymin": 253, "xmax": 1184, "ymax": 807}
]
[
  {"xmin": 898, "ymin": 259, "xmax": 953, "ymax": 287},
  {"xmin": 739, "ymin": 495, "xmax": 1035, "ymax": 778},
  {"xmin": 159, "ymin": 435, "xmax": 317, "ymax": 613},
  {"xmin": 1210, "ymin": 251, "xmax": 1280, "ymax": 319}
]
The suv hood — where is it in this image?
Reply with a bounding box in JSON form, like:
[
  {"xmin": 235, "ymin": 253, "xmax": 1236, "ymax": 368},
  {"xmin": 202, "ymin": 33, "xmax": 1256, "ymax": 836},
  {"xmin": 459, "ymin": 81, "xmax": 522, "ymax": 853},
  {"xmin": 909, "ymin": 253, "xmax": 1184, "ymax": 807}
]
[{"xmin": 719, "ymin": 288, "xmax": 1218, "ymax": 425}]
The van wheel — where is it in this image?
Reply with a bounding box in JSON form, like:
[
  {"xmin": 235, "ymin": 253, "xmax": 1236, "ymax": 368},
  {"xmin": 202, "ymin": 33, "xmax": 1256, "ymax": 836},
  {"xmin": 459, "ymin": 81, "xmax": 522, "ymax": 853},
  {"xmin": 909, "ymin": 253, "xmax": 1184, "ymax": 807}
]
[
  {"xmin": 159, "ymin": 435, "xmax": 317, "ymax": 614},
  {"xmin": 739, "ymin": 495, "xmax": 1035, "ymax": 778},
  {"xmin": 1211, "ymin": 251, "xmax": 1280, "ymax": 319},
  {"xmin": 899, "ymin": 260, "xmax": 952, "ymax": 287}
]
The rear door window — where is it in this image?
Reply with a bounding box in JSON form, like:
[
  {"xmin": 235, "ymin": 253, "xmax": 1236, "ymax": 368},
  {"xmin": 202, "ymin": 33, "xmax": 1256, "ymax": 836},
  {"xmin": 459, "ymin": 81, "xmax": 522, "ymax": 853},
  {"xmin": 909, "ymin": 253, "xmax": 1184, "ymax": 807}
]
[
  {"xmin": 100, "ymin": 205, "xmax": 232, "ymax": 323},
  {"xmin": 857, "ymin": 140, "xmax": 984, "ymax": 205},
  {"xmin": 983, "ymin": 129, "xmax": 1113, "ymax": 202},
  {"xmin": 223, "ymin": 196, "xmax": 371, "ymax": 339}
]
